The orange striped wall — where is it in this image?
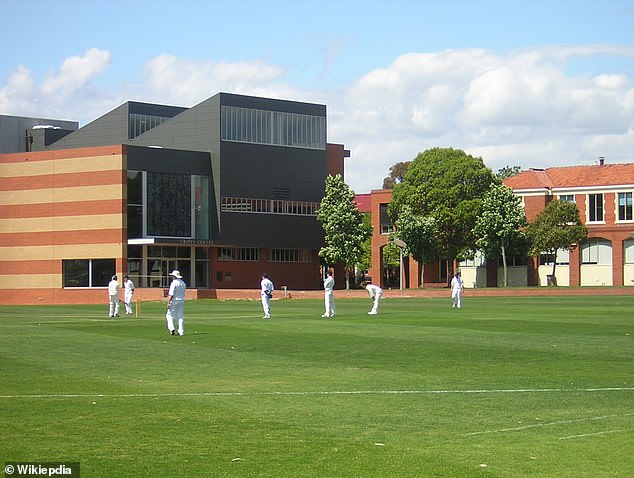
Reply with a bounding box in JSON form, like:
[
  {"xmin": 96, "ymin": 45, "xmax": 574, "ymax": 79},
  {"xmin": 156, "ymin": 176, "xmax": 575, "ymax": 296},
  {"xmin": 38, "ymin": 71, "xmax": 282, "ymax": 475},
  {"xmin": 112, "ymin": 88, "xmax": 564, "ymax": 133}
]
[{"xmin": 0, "ymin": 146, "xmax": 128, "ymax": 304}]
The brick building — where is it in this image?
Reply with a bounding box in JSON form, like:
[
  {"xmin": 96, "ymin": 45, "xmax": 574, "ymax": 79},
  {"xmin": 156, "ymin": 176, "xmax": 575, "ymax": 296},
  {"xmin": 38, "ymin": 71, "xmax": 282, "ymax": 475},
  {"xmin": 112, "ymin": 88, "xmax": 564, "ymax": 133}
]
[{"xmin": 1, "ymin": 93, "xmax": 349, "ymax": 305}]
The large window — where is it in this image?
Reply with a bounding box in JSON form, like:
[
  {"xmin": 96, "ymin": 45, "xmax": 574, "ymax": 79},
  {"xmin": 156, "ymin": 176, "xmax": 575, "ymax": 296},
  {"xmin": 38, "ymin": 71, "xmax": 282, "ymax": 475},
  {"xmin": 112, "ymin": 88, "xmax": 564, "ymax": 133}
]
[
  {"xmin": 63, "ymin": 259, "xmax": 115, "ymax": 288},
  {"xmin": 269, "ymin": 249, "xmax": 312, "ymax": 262},
  {"xmin": 581, "ymin": 238, "xmax": 612, "ymax": 265},
  {"xmin": 221, "ymin": 106, "xmax": 326, "ymax": 150},
  {"xmin": 128, "ymin": 113, "xmax": 171, "ymax": 139},
  {"xmin": 588, "ymin": 193, "xmax": 604, "ymax": 222},
  {"xmin": 147, "ymin": 172, "xmax": 191, "ymax": 237},
  {"xmin": 127, "ymin": 171, "xmax": 143, "ymax": 238},
  {"xmin": 379, "ymin": 204, "xmax": 392, "ymax": 234},
  {"xmin": 221, "ymin": 197, "xmax": 318, "ymax": 216},
  {"xmin": 218, "ymin": 247, "xmax": 260, "ymax": 261},
  {"xmin": 618, "ymin": 192, "xmax": 633, "ymax": 221}
]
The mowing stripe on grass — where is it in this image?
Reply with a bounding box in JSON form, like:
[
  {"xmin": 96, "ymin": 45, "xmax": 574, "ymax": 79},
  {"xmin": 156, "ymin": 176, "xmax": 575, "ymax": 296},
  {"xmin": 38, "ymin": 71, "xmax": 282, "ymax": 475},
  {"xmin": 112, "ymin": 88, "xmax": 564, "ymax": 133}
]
[{"xmin": 2, "ymin": 387, "xmax": 633, "ymax": 400}]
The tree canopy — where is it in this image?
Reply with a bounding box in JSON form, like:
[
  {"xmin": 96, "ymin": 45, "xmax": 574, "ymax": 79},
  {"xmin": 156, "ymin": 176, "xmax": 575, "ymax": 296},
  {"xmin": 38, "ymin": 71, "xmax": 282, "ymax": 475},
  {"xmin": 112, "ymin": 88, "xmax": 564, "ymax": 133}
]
[
  {"xmin": 382, "ymin": 161, "xmax": 411, "ymax": 189},
  {"xmin": 389, "ymin": 147, "xmax": 496, "ymax": 270},
  {"xmin": 473, "ymin": 183, "xmax": 528, "ymax": 286},
  {"xmin": 525, "ymin": 199, "xmax": 588, "ymax": 283},
  {"xmin": 316, "ymin": 174, "xmax": 372, "ymax": 288}
]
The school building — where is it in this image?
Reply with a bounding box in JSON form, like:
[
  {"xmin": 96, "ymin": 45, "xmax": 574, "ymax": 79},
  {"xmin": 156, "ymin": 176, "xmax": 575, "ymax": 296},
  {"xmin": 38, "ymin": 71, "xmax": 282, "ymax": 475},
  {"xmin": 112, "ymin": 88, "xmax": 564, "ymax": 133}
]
[
  {"xmin": 0, "ymin": 93, "xmax": 349, "ymax": 305},
  {"xmin": 358, "ymin": 159, "xmax": 634, "ymax": 290}
]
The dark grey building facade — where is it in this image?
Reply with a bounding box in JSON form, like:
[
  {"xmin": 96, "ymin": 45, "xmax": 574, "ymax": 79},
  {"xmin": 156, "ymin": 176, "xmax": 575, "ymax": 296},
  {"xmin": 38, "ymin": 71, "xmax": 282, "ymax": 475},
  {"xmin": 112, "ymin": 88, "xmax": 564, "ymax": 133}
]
[{"xmin": 20, "ymin": 92, "xmax": 344, "ymax": 290}]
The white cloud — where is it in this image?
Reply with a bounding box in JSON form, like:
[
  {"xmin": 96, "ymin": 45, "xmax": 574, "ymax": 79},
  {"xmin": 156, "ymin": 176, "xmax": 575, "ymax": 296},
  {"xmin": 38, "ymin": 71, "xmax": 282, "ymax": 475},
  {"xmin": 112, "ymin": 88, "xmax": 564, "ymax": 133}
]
[
  {"xmin": 2, "ymin": 46, "xmax": 633, "ymax": 193},
  {"xmin": 331, "ymin": 46, "xmax": 634, "ymax": 192}
]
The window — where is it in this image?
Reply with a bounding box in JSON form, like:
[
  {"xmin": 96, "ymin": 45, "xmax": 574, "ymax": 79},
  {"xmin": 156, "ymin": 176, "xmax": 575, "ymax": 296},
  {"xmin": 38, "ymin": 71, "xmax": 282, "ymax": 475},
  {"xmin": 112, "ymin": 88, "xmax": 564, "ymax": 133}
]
[
  {"xmin": 127, "ymin": 171, "xmax": 143, "ymax": 238},
  {"xmin": 221, "ymin": 106, "xmax": 326, "ymax": 150},
  {"xmin": 63, "ymin": 259, "xmax": 115, "ymax": 288},
  {"xmin": 588, "ymin": 193, "xmax": 604, "ymax": 222},
  {"xmin": 539, "ymin": 248, "xmax": 570, "ymax": 265},
  {"xmin": 128, "ymin": 113, "xmax": 171, "ymax": 139},
  {"xmin": 221, "ymin": 197, "xmax": 318, "ymax": 216},
  {"xmin": 379, "ymin": 204, "xmax": 392, "ymax": 234},
  {"xmin": 581, "ymin": 238, "xmax": 611, "ymax": 265},
  {"xmin": 618, "ymin": 192, "xmax": 633, "ymax": 221},
  {"xmin": 146, "ymin": 172, "xmax": 191, "ymax": 237},
  {"xmin": 559, "ymin": 194, "xmax": 574, "ymax": 203},
  {"xmin": 269, "ymin": 249, "xmax": 312, "ymax": 262},
  {"xmin": 217, "ymin": 247, "xmax": 259, "ymax": 261}
]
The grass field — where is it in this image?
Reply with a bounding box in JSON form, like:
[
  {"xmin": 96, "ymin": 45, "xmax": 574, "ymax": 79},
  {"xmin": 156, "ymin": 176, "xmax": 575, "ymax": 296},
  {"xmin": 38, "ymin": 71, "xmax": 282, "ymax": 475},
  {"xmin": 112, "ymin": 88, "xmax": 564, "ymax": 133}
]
[{"xmin": 1, "ymin": 295, "xmax": 633, "ymax": 477}]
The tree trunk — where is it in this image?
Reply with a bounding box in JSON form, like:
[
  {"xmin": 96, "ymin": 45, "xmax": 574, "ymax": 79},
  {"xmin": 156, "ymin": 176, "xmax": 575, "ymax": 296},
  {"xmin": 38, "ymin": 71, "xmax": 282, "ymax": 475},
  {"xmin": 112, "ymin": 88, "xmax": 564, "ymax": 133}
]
[
  {"xmin": 501, "ymin": 245, "xmax": 508, "ymax": 287},
  {"xmin": 550, "ymin": 250, "xmax": 558, "ymax": 286}
]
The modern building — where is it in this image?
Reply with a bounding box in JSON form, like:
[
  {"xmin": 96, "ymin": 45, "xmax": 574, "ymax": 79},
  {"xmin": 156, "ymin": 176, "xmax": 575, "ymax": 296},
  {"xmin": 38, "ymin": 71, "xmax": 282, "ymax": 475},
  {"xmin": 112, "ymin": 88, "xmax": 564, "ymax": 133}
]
[{"xmin": 1, "ymin": 93, "xmax": 349, "ymax": 305}]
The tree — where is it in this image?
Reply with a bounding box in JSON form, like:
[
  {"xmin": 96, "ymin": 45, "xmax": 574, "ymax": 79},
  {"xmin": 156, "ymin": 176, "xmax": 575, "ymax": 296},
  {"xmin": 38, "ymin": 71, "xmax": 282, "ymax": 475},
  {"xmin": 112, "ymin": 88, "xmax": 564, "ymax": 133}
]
[
  {"xmin": 389, "ymin": 147, "xmax": 496, "ymax": 279},
  {"xmin": 391, "ymin": 204, "xmax": 439, "ymax": 287},
  {"xmin": 525, "ymin": 200, "xmax": 588, "ymax": 285},
  {"xmin": 496, "ymin": 165, "xmax": 523, "ymax": 180},
  {"xmin": 317, "ymin": 174, "xmax": 372, "ymax": 289},
  {"xmin": 382, "ymin": 161, "xmax": 411, "ymax": 189},
  {"xmin": 473, "ymin": 184, "xmax": 528, "ymax": 287}
]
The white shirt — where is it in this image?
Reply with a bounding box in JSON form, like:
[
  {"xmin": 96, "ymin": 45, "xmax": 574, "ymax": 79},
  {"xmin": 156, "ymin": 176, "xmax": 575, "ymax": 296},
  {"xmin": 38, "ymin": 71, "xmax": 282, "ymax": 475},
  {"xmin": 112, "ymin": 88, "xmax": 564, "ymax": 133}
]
[
  {"xmin": 366, "ymin": 284, "xmax": 382, "ymax": 298},
  {"xmin": 451, "ymin": 275, "xmax": 464, "ymax": 293},
  {"xmin": 324, "ymin": 275, "xmax": 334, "ymax": 291},
  {"xmin": 168, "ymin": 278, "xmax": 186, "ymax": 300},
  {"xmin": 108, "ymin": 279, "xmax": 120, "ymax": 296},
  {"xmin": 261, "ymin": 278, "xmax": 274, "ymax": 294},
  {"xmin": 124, "ymin": 279, "xmax": 135, "ymax": 294}
]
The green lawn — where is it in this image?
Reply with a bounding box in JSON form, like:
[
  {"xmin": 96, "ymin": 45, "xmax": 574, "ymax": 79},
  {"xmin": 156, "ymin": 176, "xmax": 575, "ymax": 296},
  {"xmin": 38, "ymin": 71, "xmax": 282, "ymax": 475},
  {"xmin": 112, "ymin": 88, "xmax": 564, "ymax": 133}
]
[{"xmin": 1, "ymin": 295, "xmax": 632, "ymax": 477}]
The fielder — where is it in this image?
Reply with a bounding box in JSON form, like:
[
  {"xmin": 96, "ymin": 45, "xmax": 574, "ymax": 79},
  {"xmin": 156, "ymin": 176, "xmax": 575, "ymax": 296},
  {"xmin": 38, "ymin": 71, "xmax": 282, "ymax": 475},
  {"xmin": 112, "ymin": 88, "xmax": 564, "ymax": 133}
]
[
  {"xmin": 322, "ymin": 270, "xmax": 336, "ymax": 318},
  {"xmin": 123, "ymin": 274, "xmax": 135, "ymax": 315},
  {"xmin": 108, "ymin": 275, "xmax": 120, "ymax": 318},
  {"xmin": 362, "ymin": 281, "xmax": 383, "ymax": 315},
  {"xmin": 166, "ymin": 270, "xmax": 186, "ymax": 336},
  {"xmin": 451, "ymin": 270, "xmax": 465, "ymax": 308},
  {"xmin": 260, "ymin": 273, "xmax": 274, "ymax": 319}
]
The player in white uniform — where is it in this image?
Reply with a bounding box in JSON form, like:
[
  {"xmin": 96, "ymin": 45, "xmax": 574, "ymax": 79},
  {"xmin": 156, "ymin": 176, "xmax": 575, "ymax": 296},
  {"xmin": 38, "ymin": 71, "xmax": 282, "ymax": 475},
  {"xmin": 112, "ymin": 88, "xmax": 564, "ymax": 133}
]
[
  {"xmin": 260, "ymin": 273, "xmax": 274, "ymax": 319},
  {"xmin": 108, "ymin": 275, "xmax": 120, "ymax": 318},
  {"xmin": 363, "ymin": 282, "xmax": 383, "ymax": 315},
  {"xmin": 322, "ymin": 270, "xmax": 336, "ymax": 318},
  {"xmin": 451, "ymin": 271, "xmax": 465, "ymax": 308},
  {"xmin": 166, "ymin": 270, "xmax": 186, "ymax": 336},
  {"xmin": 123, "ymin": 274, "xmax": 135, "ymax": 315}
]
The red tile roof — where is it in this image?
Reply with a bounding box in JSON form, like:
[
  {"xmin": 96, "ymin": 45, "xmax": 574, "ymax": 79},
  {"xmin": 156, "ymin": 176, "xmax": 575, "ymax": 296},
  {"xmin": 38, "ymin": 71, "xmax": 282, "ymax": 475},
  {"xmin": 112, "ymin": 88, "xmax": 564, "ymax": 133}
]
[{"xmin": 504, "ymin": 163, "xmax": 634, "ymax": 190}]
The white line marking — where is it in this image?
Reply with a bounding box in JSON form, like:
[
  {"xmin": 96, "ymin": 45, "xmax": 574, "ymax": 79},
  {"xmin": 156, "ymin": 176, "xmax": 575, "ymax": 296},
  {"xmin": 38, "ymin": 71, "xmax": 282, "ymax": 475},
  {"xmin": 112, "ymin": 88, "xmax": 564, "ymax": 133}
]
[
  {"xmin": 1, "ymin": 387, "xmax": 633, "ymax": 400},
  {"xmin": 465, "ymin": 413, "xmax": 633, "ymax": 436},
  {"xmin": 559, "ymin": 429, "xmax": 627, "ymax": 440}
]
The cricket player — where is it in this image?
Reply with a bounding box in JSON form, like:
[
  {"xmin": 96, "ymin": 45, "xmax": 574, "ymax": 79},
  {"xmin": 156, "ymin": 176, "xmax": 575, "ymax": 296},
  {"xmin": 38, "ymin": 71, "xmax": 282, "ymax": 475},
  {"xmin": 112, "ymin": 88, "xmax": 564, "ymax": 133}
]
[
  {"xmin": 260, "ymin": 273, "xmax": 274, "ymax": 319},
  {"xmin": 123, "ymin": 274, "xmax": 135, "ymax": 315},
  {"xmin": 451, "ymin": 270, "xmax": 465, "ymax": 308},
  {"xmin": 322, "ymin": 270, "xmax": 336, "ymax": 317},
  {"xmin": 108, "ymin": 275, "xmax": 120, "ymax": 318},
  {"xmin": 166, "ymin": 270, "xmax": 186, "ymax": 336},
  {"xmin": 363, "ymin": 281, "xmax": 383, "ymax": 315}
]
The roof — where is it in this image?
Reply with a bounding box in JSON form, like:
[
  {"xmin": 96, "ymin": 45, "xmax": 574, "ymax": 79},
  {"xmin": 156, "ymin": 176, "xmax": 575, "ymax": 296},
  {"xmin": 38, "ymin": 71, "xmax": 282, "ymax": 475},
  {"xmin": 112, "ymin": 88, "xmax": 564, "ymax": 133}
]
[
  {"xmin": 503, "ymin": 162, "xmax": 634, "ymax": 191},
  {"xmin": 354, "ymin": 193, "xmax": 371, "ymax": 212}
]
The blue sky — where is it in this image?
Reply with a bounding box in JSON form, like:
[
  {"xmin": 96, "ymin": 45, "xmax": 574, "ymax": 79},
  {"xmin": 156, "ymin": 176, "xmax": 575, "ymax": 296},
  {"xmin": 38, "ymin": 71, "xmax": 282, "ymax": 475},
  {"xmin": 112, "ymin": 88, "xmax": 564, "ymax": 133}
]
[{"xmin": 2, "ymin": 0, "xmax": 634, "ymax": 192}]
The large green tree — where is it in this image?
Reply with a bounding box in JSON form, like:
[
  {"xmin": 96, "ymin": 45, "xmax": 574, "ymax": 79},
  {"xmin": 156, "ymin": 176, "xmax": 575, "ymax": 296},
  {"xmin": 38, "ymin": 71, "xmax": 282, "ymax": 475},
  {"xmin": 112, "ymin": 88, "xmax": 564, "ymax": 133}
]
[
  {"xmin": 316, "ymin": 174, "xmax": 372, "ymax": 289},
  {"xmin": 389, "ymin": 147, "xmax": 496, "ymax": 277},
  {"xmin": 473, "ymin": 184, "xmax": 528, "ymax": 287},
  {"xmin": 525, "ymin": 199, "xmax": 588, "ymax": 285}
]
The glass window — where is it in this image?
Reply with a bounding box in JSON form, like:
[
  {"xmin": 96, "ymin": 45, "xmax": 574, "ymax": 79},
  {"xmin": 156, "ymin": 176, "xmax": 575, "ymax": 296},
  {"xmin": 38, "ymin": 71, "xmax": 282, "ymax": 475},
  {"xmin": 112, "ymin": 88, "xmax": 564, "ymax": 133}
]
[
  {"xmin": 379, "ymin": 204, "xmax": 392, "ymax": 234},
  {"xmin": 582, "ymin": 238, "xmax": 612, "ymax": 265},
  {"xmin": 63, "ymin": 259, "xmax": 115, "ymax": 288},
  {"xmin": 559, "ymin": 194, "xmax": 574, "ymax": 203},
  {"xmin": 588, "ymin": 194, "xmax": 604, "ymax": 222},
  {"xmin": 618, "ymin": 192, "xmax": 632, "ymax": 221},
  {"xmin": 221, "ymin": 105, "xmax": 326, "ymax": 150},
  {"xmin": 146, "ymin": 172, "xmax": 191, "ymax": 237},
  {"xmin": 539, "ymin": 248, "xmax": 570, "ymax": 265}
]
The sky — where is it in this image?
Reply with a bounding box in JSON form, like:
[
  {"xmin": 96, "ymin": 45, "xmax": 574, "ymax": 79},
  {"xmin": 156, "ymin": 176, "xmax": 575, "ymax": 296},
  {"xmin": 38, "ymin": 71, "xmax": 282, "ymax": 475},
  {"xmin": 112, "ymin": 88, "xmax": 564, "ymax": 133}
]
[{"xmin": 2, "ymin": 0, "xmax": 634, "ymax": 193}]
